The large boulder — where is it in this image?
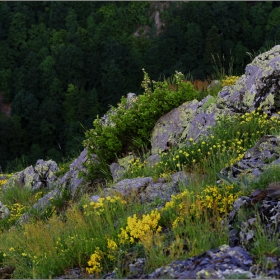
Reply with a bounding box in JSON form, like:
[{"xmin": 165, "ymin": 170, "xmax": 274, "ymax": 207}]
[
  {"xmin": 92, "ymin": 171, "xmax": 188, "ymax": 205},
  {"xmin": 3, "ymin": 159, "xmax": 59, "ymax": 192},
  {"xmin": 146, "ymin": 245, "xmax": 254, "ymax": 279},
  {"xmin": 151, "ymin": 96, "xmax": 234, "ymax": 154},
  {"xmin": 217, "ymin": 45, "xmax": 280, "ymax": 114}
]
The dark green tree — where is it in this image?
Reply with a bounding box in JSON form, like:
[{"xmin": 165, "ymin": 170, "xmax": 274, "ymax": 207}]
[
  {"xmin": 8, "ymin": 12, "xmax": 28, "ymax": 51},
  {"xmin": 203, "ymin": 25, "xmax": 222, "ymax": 74}
]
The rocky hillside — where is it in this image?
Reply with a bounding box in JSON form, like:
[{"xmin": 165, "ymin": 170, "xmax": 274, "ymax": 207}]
[{"xmin": 2, "ymin": 46, "xmax": 280, "ymax": 278}]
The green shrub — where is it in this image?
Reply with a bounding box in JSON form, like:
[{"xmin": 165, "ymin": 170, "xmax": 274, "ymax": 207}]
[{"xmin": 83, "ymin": 70, "xmax": 198, "ymax": 178}]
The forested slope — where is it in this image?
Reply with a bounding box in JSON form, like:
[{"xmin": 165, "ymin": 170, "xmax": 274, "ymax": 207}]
[{"xmin": 1, "ymin": 1, "xmax": 280, "ymax": 171}]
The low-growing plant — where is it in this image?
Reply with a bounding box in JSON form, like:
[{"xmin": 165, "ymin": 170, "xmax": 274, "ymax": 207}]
[
  {"xmin": 224, "ymin": 272, "xmax": 252, "ymax": 279},
  {"xmin": 55, "ymin": 161, "xmax": 71, "ymax": 178},
  {"xmin": 248, "ymin": 214, "xmax": 280, "ymax": 262},
  {"xmin": 250, "ymin": 164, "xmax": 280, "ymax": 190}
]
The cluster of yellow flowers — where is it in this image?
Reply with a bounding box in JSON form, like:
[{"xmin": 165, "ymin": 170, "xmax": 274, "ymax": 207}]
[
  {"xmin": 161, "ymin": 184, "xmax": 240, "ymax": 226},
  {"xmin": 54, "ymin": 237, "xmax": 69, "ymax": 256},
  {"xmin": 107, "ymin": 239, "xmax": 118, "ymax": 261},
  {"xmin": 128, "ymin": 157, "xmax": 147, "ymax": 176},
  {"xmin": 34, "ymin": 191, "xmax": 43, "ymax": 201},
  {"xmin": 8, "ymin": 203, "xmax": 29, "ymax": 224},
  {"xmin": 0, "ymin": 178, "xmax": 7, "ymax": 187},
  {"xmin": 236, "ymin": 108, "xmax": 278, "ymax": 133},
  {"xmin": 0, "ymin": 173, "xmax": 13, "ymax": 191},
  {"xmin": 229, "ymin": 152, "xmax": 245, "ymax": 166},
  {"xmin": 86, "ymin": 247, "xmax": 103, "ymax": 274},
  {"xmin": 3, "ymin": 247, "xmax": 42, "ymax": 267},
  {"xmin": 157, "ymin": 134, "xmax": 248, "ymax": 173},
  {"xmin": 86, "ymin": 238, "xmax": 118, "ymax": 274},
  {"xmin": 118, "ymin": 209, "xmax": 162, "ymax": 244},
  {"xmin": 85, "ymin": 182, "xmax": 240, "ymax": 275},
  {"xmin": 197, "ymin": 184, "xmax": 241, "ymax": 214},
  {"xmin": 221, "ymin": 75, "xmax": 240, "ymax": 87},
  {"xmin": 159, "ymin": 169, "xmax": 174, "ymax": 181},
  {"xmin": 83, "ymin": 196, "xmax": 126, "ymax": 216}
]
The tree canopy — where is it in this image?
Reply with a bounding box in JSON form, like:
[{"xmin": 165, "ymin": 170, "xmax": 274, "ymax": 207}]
[{"xmin": 1, "ymin": 1, "xmax": 280, "ymax": 171}]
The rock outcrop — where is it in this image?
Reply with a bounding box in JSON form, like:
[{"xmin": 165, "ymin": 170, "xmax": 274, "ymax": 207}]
[
  {"xmin": 151, "ymin": 45, "xmax": 280, "ymax": 154},
  {"xmin": 146, "ymin": 245, "xmax": 254, "ymax": 279},
  {"xmin": 217, "ymin": 45, "xmax": 280, "ymax": 114},
  {"xmin": 228, "ymin": 183, "xmax": 280, "ymax": 249},
  {"xmin": 1, "ymin": 149, "xmax": 91, "ymax": 223},
  {"xmin": 55, "ymin": 148, "xmax": 89, "ymax": 197}
]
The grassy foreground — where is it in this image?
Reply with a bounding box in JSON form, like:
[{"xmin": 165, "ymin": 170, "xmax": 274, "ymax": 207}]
[{"xmin": 1, "ymin": 74, "xmax": 280, "ymax": 278}]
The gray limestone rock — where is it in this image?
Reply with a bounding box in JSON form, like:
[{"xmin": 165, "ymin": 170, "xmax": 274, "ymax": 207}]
[
  {"xmin": 103, "ymin": 172, "xmax": 187, "ymax": 204},
  {"xmin": 3, "ymin": 160, "xmax": 59, "ymax": 192},
  {"xmin": 55, "ymin": 149, "xmax": 90, "ymax": 198},
  {"xmin": 217, "ymin": 45, "xmax": 280, "ymax": 114},
  {"xmin": 146, "ymin": 245, "xmax": 254, "ymax": 279},
  {"xmin": 126, "ymin": 92, "xmax": 138, "ymax": 109},
  {"xmin": 16, "ymin": 149, "xmax": 92, "ymax": 224},
  {"xmin": 100, "ymin": 93, "xmax": 138, "ymax": 127},
  {"xmin": 0, "ymin": 201, "xmax": 10, "ymax": 219},
  {"xmin": 110, "ymin": 162, "xmax": 124, "ymax": 181},
  {"xmin": 228, "ymin": 183, "xmax": 280, "ymax": 249},
  {"xmin": 109, "ymin": 155, "xmax": 134, "ymax": 181},
  {"xmin": 151, "ymin": 96, "xmax": 235, "ymax": 154},
  {"xmin": 146, "ymin": 154, "xmax": 161, "ymax": 168},
  {"xmin": 17, "ymin": 187, "xmax": 63, "ymax": 224}
]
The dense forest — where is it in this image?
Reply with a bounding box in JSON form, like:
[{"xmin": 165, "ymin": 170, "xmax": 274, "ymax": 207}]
[{"xmin": 1, "ymin": 1, "xmax": 280, "ymax": 172}]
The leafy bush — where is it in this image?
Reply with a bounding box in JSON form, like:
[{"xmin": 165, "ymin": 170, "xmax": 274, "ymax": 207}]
[{"xmin": 83, "ymin": 70, "xmax": 198, "ymax": 178}]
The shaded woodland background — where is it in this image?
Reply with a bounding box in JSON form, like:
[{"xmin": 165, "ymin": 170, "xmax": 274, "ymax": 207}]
[{"xmin": 1, "ymin": 1, "xmax": 280, "ymax": 171}]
